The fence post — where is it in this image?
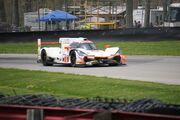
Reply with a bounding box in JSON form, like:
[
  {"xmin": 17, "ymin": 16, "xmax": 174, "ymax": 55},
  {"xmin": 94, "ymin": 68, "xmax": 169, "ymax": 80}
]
[
  {"xmin": 27, "ymin": 109, "xmax": 44, "ymax": 120},
  {"xmin": 93, "ymin": 111, "xmax": 112, "ymax": 120}
]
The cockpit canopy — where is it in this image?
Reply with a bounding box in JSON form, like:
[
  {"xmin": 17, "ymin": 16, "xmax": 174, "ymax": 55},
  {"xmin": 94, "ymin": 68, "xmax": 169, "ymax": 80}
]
[{"xmin": 70, "ymin": 42, "xmax": 98, "ymax": 50}]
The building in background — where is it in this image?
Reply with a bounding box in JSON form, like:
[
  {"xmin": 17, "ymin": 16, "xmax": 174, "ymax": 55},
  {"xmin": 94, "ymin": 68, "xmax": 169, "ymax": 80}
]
[
  {"xmin": 1, "ymin": 0, "xmax": 180, "ymax": 32},
  {"xmin": 133, "ymin": 6, "xmax": 164, "ymax": 27}
]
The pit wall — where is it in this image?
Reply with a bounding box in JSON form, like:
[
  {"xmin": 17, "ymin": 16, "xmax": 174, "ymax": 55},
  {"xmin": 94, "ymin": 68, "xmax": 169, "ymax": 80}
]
[{"xmin": 0, "ymin": 27, "xmax": 180, "ymax": 43}]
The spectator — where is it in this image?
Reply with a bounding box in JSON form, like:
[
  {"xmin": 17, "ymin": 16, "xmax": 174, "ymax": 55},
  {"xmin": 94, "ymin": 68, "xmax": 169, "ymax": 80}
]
[
  {"xmin": 137, "ymin": 21, "xmax": 142, "ymax": 28},
  {"xmin": 134, "ymin": 20, "xmax": 138, "ymax": 28}
]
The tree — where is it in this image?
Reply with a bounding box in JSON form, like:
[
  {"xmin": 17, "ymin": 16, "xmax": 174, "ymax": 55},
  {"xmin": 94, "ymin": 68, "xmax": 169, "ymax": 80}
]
[
  {"xmin": 144, "ymin": 0, "xmax": 150, "ymax": 27},
  {"xmin": 126, "ymin": 0, "xmax": 133, "ymax": 28},
  {"xmin": 14, "ymin": 0, "xmax": 19, "ymax": 26},
  {"xmin": 0, "ymin": 0, "xmax": 6, "ymax": 22}
]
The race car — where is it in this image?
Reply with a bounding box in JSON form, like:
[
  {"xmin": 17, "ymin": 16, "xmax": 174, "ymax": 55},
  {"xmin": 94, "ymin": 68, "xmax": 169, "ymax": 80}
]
[{"xmin": 37, "ymin": 37, "xmax": 126, "ymax": 67}]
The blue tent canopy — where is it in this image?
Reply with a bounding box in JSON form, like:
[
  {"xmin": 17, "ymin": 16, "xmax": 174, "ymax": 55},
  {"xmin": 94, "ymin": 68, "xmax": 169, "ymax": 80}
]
[{"xmin": 37, "ymin": 10, "xmax": 79, "ymax": 21}]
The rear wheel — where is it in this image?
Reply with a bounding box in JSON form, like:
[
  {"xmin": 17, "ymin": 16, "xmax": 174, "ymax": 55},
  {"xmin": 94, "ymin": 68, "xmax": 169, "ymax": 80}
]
[{"xmin": 41, "ymin": 49, "xmax": 53, "ymax": 66}]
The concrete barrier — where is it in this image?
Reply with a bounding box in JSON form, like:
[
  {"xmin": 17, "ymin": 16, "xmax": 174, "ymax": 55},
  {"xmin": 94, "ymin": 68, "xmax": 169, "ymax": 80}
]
[{"xmin": 0, "ymin": 27, "xmax": 180, "ymax": 43}]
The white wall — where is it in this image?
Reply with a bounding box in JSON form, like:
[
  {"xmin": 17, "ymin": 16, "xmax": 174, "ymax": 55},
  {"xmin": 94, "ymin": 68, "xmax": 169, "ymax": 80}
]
[{"xmin": 133, "ymin": 8, "xmax": 164, "ymax": 27}]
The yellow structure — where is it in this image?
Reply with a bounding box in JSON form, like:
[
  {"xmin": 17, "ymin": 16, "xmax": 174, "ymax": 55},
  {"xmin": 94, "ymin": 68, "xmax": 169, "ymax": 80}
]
[
  {"xmin": 79, "ymin": 22, "xmax": 116, "ymax": 29},
  {"xmin": 89, "ymin": 22, "xmax": 116, "ymax": 29},
  {"xmin": 71, "ymin": 0, "xmax": 124, "ymax": 29}
]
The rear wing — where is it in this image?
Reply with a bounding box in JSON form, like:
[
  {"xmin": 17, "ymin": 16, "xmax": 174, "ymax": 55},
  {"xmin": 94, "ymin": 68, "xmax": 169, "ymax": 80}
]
[
  {"xmin": 37, "ymin": 39, "xmax": 59, "ymax": 52},
  {"xmin": 37, "ymin": 37, "xmax": 92, "ymax": 56},
  {"xmin": 37, "ymin": 39, "xmax": 60, "ymax": 61},
  {"xmin": 38, "ymin": 37, "xmax": 88, "ymax": 49}
]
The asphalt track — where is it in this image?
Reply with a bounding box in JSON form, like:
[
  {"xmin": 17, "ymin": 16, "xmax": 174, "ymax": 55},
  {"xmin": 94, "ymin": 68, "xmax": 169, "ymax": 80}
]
[{"xmin": 0, "ymin": 54, "xmax": 180, "ymax": 85}]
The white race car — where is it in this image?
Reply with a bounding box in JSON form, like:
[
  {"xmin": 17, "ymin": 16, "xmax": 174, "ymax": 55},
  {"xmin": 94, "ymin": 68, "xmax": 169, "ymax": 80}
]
[{"xmin": 37, "ymin": 37, "xmax": 126, "ymax": 67}]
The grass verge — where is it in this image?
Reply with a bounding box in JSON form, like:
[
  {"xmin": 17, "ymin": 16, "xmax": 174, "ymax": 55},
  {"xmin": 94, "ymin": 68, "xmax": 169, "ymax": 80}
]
[
  {"xmin": 0, "ymin": 68, "xmax": 179, "ymax": 104},
  {"xmin": 0, "ymin": 41, "xmax": 180, "ymax": 55},
  {"xmin": 95, "ymin": 41, "xmax": 180, "ymax": 56}
]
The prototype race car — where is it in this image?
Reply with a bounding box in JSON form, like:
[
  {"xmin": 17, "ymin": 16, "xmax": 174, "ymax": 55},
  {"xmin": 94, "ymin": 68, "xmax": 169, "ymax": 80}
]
[{"xmin": 37, "ymin": 37, "xmax": 126, "ymax": 67}]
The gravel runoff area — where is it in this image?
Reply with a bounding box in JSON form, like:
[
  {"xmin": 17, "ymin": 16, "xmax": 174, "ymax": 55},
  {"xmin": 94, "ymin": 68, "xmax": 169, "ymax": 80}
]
[
  {"xmin": 0, "ymin": 94, "xmax": 180, "ymax": 116},
  {"xmin": 0, "ymin": 54, "xmax": 180, "ymax": 85}
]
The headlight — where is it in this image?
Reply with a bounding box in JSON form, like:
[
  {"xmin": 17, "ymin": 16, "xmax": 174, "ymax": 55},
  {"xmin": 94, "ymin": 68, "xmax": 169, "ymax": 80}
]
[
  {"xmin": 76, "ymin": 50, "xmax": 87, "ymax": 56},
  {"xmin": 120, "ymin": 54, "xmax": 126, "ymax": 59}
]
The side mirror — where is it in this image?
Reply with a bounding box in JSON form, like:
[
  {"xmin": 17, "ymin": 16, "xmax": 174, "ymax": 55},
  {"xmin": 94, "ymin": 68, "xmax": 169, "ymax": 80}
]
[{"xmin": 64, "ymin": 47, "xmax": 71, "ymax": 51}]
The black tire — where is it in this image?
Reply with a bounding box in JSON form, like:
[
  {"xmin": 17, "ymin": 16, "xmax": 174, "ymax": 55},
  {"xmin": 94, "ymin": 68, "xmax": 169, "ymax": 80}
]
[
  {"xmin": 109, "ymin": 63, "xmax": 119, "ymax": 66},
  {"xmin": 109, "ymin": 56, "xmax": 121, "ymax": 66},
  {"xmin": 70, "ymin": 51, "xmax": 77, "ymax": 67},
  {"xmin": 41, "ymin": 49, "xmax": 53, "ymax": 66}
]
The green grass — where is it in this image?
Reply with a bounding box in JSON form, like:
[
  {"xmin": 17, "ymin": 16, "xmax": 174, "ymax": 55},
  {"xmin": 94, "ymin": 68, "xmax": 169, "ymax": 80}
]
[
  {"xmin": 0, "ymin": 43, "xmax": 37, "ymax": 54},
  {"xmin": 95, "ymin": 41, "xmax": 180, "ymax": 56},
  {"xmin": 0, "ymin": 68, "xmax": 180, "ymax": 104},
  {"xmin": 0, "ymin": 41, "xmax": 180, "ymax": 55}
]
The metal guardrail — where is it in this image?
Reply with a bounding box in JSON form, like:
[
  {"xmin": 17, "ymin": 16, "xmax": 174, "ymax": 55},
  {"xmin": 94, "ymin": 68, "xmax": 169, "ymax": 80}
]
[{"xmin": 0, "ymin": 105, "xmax": 180, "ymax": 120}]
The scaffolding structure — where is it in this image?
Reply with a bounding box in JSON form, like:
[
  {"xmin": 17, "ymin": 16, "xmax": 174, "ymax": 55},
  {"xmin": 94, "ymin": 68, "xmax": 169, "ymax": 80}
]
[{"xmin": 69, "ymin": 0, "xmax": 126, "ymax": 29}]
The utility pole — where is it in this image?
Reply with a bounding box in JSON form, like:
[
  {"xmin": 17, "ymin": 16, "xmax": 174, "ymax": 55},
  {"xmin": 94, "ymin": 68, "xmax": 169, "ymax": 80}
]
[
  {"xmin": 126, "ymin": 0, "xmax": 133, "ymax": 28},
  {"xmin": 144, "ymin": 0, "xmax": 150, "ymax": 27}
]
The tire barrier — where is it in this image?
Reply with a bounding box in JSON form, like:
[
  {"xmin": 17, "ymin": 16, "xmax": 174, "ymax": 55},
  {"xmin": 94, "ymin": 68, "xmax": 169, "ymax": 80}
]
[
  {"xmin": 0, "ymin": 27, "xmax": 180, "ymax": 43},
  {"xmin": 0, "ymin": 94, "xmax": 179, "ymax": 116}
]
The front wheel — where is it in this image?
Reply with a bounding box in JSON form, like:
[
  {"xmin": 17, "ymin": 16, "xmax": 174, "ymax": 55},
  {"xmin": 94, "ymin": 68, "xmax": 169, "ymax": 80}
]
[
  {"xmin": 109, "ymin": 63, "xmax": 119, "ymax": 66},
  {"xmin": 70, "ymin": 51, "xmax": 77, "ymax": 67},
  {"xmin": 109, "ymin": 56, "xmax": 121, "ymax": 66}
]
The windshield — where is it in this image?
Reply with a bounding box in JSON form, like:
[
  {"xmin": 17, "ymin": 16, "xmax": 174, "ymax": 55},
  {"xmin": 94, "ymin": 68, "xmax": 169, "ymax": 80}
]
[
  {"xmin": 166, "ymin": 7, "xmax": 180, "ymax": 22},
  {"xmin": 79, "ymin": 43, "xmax": 98, "ymax": 50}
]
